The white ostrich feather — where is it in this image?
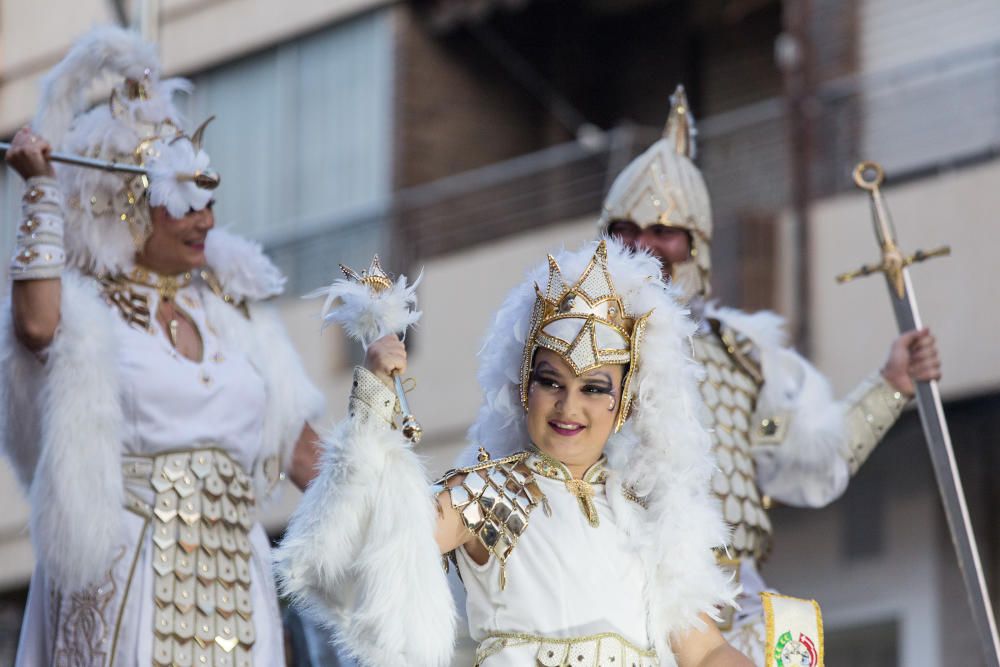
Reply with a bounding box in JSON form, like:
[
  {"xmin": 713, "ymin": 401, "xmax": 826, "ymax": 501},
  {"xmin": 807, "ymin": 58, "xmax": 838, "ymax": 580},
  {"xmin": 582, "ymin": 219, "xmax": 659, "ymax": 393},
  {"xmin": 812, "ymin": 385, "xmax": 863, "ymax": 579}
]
[{"xmin": 307, "ymin": 272, "xmax": 422, "ymax": 347}]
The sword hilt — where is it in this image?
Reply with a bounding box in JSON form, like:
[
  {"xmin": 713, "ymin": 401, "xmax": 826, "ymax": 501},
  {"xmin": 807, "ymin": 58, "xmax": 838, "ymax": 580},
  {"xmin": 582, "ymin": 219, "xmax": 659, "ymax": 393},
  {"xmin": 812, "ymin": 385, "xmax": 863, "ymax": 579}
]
[
  {"xmin": 852, "ymin": 160, "xmax": 884, "ymax": 191},
  {"xmin": 837, "ymin": 161, "xmax": 950, "ymax": 297},
  {"xmin": 836, "ymin": 245, "xmax": 951, "ymax": 285}
]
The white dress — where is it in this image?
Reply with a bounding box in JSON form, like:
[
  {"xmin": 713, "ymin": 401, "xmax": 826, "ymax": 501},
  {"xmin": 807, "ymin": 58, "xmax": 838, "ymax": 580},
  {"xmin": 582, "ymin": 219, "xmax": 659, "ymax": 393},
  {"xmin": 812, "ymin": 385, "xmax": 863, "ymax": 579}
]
[
  {"xmin": 446, "ymin": 451, "xmax": 659, "ymax": 667},
  {"xmin": 16, "ymin": 275, "xmax": 285, "ymax": 667}
]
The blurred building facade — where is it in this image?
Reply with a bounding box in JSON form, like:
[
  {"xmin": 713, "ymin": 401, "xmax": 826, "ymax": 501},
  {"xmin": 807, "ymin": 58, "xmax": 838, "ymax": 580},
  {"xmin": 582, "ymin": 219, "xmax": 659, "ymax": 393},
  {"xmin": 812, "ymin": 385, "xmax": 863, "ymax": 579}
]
[{"xmin": 1, "ymin": 0, "xmax": 999, "ymax": 665}]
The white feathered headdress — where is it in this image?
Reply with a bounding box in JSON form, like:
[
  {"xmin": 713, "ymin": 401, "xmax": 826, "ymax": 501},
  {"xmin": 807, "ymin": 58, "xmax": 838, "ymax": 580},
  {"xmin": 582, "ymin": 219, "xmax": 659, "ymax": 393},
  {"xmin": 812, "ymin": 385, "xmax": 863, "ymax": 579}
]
[
  {"xmin": 34, "ymin": 26, "xmax": 219, "ymax": 275},
  {"xmin": 464, "ymin": 237, "xmax": 736, "ymax": 656}
]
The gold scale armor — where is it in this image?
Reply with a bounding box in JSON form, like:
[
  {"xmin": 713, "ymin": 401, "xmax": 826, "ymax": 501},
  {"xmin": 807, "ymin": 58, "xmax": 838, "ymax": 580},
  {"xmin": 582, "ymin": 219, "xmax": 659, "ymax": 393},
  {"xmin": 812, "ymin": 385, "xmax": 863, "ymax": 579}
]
[
  {"xmin": 124, "ymin": 448, "xmax": 257, "ymax": 667},
  {"xmin": 693, "ymin": 323, "xmax": 771, "ymax": 563},
  {"xmin": 694, "ymin": 318, "xmax": 910, "ymax": 568}
]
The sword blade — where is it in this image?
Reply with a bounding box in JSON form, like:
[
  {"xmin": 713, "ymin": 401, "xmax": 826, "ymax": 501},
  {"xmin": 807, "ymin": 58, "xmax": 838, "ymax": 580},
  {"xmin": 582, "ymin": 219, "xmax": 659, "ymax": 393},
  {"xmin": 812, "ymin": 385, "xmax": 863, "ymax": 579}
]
[{"xmin": 890, "ymin": 268, "xmax": 1000, "ymax": 666}]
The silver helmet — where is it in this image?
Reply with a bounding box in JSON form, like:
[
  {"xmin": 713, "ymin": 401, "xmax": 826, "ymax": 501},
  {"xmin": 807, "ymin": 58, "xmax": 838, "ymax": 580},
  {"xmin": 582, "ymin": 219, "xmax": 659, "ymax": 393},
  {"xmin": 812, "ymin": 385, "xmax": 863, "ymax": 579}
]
[{"xmin": 599, "ymin": 85, "xmax": 712, "ymax": 300}]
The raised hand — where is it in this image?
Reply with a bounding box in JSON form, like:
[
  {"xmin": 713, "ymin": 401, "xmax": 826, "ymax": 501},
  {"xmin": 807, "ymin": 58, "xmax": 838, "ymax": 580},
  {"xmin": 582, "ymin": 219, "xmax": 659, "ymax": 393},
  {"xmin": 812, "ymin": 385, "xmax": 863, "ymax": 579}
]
[{"xmin": 881, "ymin": 327, "xmax": 942, "ymax": 397}]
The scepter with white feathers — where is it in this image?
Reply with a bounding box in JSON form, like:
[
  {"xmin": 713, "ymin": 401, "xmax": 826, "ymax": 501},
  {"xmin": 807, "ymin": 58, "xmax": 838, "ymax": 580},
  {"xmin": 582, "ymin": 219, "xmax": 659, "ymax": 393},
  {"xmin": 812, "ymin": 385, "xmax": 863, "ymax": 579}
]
[{"xmin": 308, "ymin": 255, "xmax": 424, "ymax": 443}]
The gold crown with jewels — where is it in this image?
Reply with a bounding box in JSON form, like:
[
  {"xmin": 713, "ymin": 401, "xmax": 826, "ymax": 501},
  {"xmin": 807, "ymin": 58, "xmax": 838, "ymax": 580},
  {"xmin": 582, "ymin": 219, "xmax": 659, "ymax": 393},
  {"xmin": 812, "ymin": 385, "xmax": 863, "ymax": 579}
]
[{"xmin": 519, "ymin": 241, "xmax": 651, "ymax": 432}]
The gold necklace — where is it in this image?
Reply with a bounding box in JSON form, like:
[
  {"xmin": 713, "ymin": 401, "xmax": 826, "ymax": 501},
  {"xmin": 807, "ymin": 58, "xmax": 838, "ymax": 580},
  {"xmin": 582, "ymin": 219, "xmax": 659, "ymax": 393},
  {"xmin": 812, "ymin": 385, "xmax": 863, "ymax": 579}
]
[
  {"xmin": 528, "ymin": 448, "xmax": 607, "ymax": 528},
  {"xmin": 125, "ymin": 266, "xmax": 194, "ymax": 302},
  {"xmin": 125, "ymin": 267, "xmax": 194, "ymax": 348}
]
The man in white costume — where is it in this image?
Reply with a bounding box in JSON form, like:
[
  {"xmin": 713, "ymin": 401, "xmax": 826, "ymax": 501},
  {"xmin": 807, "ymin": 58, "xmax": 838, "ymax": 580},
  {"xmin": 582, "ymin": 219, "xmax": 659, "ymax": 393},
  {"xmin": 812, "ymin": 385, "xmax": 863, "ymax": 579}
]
[{"xmin": 600, "ymin": 86, "xmax": 941, "ymax": 664}]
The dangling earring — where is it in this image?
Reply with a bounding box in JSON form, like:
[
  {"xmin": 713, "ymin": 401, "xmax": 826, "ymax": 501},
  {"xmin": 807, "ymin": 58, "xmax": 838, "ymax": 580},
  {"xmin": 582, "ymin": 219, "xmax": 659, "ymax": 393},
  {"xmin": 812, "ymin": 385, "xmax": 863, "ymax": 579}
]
[{"xmin": 608, "ymin": 396, "xmax": 616, "ymax": 412}]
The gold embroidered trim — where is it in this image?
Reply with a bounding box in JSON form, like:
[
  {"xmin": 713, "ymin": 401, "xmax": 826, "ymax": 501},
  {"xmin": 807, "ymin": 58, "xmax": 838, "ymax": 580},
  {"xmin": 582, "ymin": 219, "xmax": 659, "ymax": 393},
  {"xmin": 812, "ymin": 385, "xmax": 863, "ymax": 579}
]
[
  {"xmin": 476, "ymin": 630, "xmax": 658, "ymax": 667},
  {"xmin": 109, "ymin": 519, "xmax": 149, "ymax": 667},
  {"xmin": 53, "ymin": 548, "xmax": 126, "ymax": 666}
]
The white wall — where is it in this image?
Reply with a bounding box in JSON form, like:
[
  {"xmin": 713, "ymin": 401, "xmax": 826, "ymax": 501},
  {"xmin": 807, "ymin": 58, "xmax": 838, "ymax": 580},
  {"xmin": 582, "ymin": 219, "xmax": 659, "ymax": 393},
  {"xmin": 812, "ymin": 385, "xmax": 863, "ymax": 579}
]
[
  {"xmin": 808, "ymin": 157, "xmax": 1000, "ymax": 400},
  {"xmin": 0, "ymin": 0, "xmax": 392, "ymax": 135},
  {"xmin": 767, "ymin": 491, "xmax": 943, "ymax": 666}
]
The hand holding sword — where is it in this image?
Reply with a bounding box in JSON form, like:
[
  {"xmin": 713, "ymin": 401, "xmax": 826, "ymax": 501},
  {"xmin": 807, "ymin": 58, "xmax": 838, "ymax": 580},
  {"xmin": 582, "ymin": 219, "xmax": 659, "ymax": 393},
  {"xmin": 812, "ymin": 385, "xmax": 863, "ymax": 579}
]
[
  {"xmin": 840, "ymin": 160, "xmax": 1000, "ymax": 666},
  {"xmin": 310, "ymin": 256, "xmax": 423, "ymax": 443}
]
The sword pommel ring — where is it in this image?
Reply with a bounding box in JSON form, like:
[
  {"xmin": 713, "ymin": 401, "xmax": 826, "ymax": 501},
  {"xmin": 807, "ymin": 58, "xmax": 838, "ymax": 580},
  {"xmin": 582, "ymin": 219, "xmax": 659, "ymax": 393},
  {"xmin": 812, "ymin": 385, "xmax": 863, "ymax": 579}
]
[{"xmin": 853, "ymin": 161, "xmax": 884, "ymax": 191}]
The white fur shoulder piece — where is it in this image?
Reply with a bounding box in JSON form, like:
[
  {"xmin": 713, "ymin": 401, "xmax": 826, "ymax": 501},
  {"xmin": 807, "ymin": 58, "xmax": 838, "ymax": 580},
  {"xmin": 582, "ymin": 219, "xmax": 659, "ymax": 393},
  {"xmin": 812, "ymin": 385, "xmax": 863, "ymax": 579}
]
[
  {"xmin": 204, "ymin": 227, "xmax": 286, "ymax": 301},
  {"xmin": 26, "ymin": 271, "xmax": 125, "ymax": 590}
]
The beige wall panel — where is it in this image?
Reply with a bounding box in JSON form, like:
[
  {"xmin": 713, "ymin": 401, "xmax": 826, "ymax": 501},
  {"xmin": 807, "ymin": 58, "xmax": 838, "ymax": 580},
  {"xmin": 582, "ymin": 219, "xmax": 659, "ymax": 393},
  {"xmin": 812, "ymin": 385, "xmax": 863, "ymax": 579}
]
[
  {"xmin": 159, "ymin": 0, "xmax": 389, "ymax": 75},
  {"xmin": 809, "ymin": 158, "xmax": 1000, "ymax": 399},
  {"xmin": 1, "ymin": 0, "xmax": 114, "ymax": 73},
  {"xmin": 0, "ymin": 0, "xmax": 390, "ymax": 134}
]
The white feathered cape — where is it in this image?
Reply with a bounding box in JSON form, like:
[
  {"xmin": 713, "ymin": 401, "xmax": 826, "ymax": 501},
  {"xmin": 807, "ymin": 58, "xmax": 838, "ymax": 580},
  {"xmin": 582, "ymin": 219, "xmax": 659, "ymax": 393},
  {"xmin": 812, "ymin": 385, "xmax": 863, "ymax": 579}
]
[{"xmin": 0, "ymin": 228, "xmax": 324, "ymax": 591}]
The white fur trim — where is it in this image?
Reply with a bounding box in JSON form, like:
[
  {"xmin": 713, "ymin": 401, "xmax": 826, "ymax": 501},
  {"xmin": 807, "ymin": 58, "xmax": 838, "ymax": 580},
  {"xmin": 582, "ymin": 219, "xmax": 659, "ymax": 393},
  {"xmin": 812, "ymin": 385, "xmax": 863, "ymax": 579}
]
[
  {"xmin": 30, "ymin": 273, "xmax": 125, "ymax": 590},
  {"xmin": 204, "ymin": 228, "xmax": 286, "ymax": 301},
  {"xmin": 274, "ymin": 419, "xmax": 456, "ymax": 666},
  {"xmin": 464, "ymin": 238, "xmax": 736, "ymax": 654},
  {"xmin": 707, "ymin": 305, "xmax": 850, "ymax": 507}
]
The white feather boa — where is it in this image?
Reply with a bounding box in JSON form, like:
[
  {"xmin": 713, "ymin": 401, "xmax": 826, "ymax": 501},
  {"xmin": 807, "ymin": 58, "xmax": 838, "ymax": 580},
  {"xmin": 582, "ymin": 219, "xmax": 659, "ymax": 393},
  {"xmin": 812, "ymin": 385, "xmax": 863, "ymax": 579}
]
[
  {"xmin": 0, "ymin": 229, "xmax": 322, "ymax": 590},
  {"xmin": 704, "ymin": 304, "xmax": 848, "ymax": 505},
  {"xmin": 463, "ymin": 238, "xmax": 736, "ymax": 660},
  {"xmin": 274, "ymin": 419, "xmax": 456, "ymax": 666}
]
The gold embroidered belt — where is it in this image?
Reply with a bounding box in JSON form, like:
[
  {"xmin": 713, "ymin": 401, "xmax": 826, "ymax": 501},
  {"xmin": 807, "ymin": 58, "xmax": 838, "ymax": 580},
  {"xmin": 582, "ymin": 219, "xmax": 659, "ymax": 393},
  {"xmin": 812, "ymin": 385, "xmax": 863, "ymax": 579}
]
[
  {"xmin": 122, "ymin": 447, "xmax": 257, "ymax": 667},
  {"xmin": 476, "ymin": 630, "xmax": 658, "ymax": 667}
]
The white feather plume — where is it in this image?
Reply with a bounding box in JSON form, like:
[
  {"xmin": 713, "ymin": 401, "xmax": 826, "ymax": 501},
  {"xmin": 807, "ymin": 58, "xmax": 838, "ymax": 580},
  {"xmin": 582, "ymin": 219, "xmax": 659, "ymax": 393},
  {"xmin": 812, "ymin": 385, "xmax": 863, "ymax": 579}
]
[
  {"xmin": 34, "ymin": 26, "xmax": 160, "ymax": 146},
  {"xmin": 147, "ymin": 139, "xmax": 213, "ymax": 218},
  {"xmin": 307, "ymin": 272, "xmax": 422, "ymax": 347}
]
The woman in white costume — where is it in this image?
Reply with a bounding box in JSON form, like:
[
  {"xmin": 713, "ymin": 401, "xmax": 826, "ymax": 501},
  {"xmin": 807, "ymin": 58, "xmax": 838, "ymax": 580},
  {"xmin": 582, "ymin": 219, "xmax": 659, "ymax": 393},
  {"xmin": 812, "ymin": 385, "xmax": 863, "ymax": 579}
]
[
  {"xmin": 2, "ymin": 27, "xmax": 323, "ymax": 666},
  {"xmin": 275, "ymin": 239, "xmax": 752, "ymax": 667}
]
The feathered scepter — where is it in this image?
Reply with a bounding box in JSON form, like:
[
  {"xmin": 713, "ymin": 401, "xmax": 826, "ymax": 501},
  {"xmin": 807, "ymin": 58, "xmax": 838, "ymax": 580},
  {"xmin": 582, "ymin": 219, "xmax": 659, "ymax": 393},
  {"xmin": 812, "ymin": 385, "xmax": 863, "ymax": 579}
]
[{"xmin": 309, "ymin": 255, "xmax": 424, "ymax": 443}]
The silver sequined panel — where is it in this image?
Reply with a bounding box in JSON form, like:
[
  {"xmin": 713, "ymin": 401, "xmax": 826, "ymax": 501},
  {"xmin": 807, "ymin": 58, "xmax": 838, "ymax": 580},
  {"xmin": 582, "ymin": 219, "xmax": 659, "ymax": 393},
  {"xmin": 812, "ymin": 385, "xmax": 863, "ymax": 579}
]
[
  {"xmin": 150, "ymin": 449, "xmax": 256, "ymax": 667},
  {"xmin": 693, "ymin": 334, "xmax": 772, "ymax": 560}
]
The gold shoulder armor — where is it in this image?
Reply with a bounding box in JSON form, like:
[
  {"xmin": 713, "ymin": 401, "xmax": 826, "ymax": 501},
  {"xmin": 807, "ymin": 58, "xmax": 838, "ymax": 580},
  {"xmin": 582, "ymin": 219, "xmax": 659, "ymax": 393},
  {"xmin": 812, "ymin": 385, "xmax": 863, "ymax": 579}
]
[
  {"xmin": 199, "ymin": 268, "xmax": 250, "ymax": 319},
  {"xmin": 436, "ymin": 449, "xmax": 548, "ymax": 589},
  {"xmin": 708, "ymin": 318, "xmax": 764, "ymax": 387},
  {"xmin": 98, "ymin": 274, "xmax": 152, "ymax": 332}
]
